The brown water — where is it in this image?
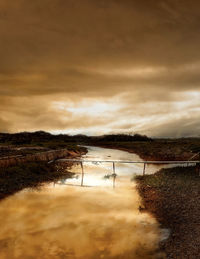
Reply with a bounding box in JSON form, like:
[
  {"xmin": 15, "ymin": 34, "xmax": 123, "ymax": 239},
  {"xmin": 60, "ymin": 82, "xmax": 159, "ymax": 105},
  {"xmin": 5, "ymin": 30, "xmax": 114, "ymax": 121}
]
[{"xmin": 0, "ymin": 146, "xmax": 170, "ymax": 259}]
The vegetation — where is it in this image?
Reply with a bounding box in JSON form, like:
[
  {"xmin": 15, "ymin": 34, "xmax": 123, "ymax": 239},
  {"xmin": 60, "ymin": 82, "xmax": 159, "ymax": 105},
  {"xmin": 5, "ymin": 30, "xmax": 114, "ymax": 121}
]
[
  {"xmin": 0, "ymin": 131, "xmax": 88, "ymax": 157},
  {"xmin": 0, "ymin": 162, "xmax": 73, "ymax": 200},
  {"xmin": 88, "ymin": 133, "xmax": 152, "ymax": 142},
  {"xmin": 0, "ymin": 131, "xmax": 151, "ymax": 146},
  {"xmin": 103, "ymin": 173, "xmax": 117, "ymax": 179},
  {"xmin": 1, "ymin": 130, "xmax": 200, "ymax": 161},
  {"xmin": 94, "ymin": 138, "xmax": 200, "ymax": 161},
  {"xmin": 1, "ymin": 131, "xmax": 199, "ymax": 257}
]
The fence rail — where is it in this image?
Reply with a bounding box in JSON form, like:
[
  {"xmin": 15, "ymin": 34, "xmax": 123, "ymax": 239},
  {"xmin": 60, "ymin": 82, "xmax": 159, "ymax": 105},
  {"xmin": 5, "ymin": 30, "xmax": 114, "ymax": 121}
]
[
  {"xmin": 58, "ymin": 159, "xmax": 199, "ymax": 164},
  {"xmin": 56, "ymin": 159, "xmax": 200, "ymax": 188}
]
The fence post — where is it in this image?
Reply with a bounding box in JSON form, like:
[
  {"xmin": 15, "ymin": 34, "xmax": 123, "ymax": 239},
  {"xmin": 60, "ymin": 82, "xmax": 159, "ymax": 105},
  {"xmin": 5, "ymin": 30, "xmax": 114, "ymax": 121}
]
[
  {"xmin": 113, "ymin": 162, "xmax": 116, "ymax": 188},
  {"xmin": 80, "ymin": 161, "xmax": 84, "ymax": 186},
  {"xmin": 143, "ymin": 163, "xmax": 146, "ymax": 176}
]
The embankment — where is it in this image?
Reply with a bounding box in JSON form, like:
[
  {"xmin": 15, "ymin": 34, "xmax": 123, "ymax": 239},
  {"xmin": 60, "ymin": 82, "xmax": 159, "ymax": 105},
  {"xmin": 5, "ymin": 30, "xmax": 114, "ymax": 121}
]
[
  {"xmin": 136, "ymin": 166, "xmax": 200, "ymax": 259},
  {"xmin": 0, "ymin": 148, "xmax": 84, "ymax": 168},
  {"xmin": 92, "ymin": 141, "xmax": 194, "ymax": 161},
  {"xmin": 0, "ymin": 147, "xmax": 87, "ymax": 200}
]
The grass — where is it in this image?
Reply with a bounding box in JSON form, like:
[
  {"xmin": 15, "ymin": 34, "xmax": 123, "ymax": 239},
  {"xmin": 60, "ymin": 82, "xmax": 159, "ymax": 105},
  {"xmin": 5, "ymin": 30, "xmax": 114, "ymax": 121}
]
[
  {"xmin": 94, "ymin": 139, "xmax": 200, "ymax": 161},
  {"xmin": 103, "ymin": 173, "xmax": 117, "ymax": 179},
  {"xmin": 0, "ymin": 162, "xmax": 73, "ymax": 200},
  {"xmin": 1, "ymin": 132, "xmax": 200, "ymax": 161},
  {"xmin": 0, "ymin": 141, "xmax": 87, "ymax": 158},
  {"xmin": 31, "ymin": 141, "xmax": 85, "ymax": 151}
]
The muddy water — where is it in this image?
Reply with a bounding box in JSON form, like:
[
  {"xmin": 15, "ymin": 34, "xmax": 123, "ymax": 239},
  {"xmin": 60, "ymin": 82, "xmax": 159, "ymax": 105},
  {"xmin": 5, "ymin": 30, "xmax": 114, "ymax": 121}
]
[{"xmin": 0, "ymin": 146, "xmax": 168, "ymax": 259}]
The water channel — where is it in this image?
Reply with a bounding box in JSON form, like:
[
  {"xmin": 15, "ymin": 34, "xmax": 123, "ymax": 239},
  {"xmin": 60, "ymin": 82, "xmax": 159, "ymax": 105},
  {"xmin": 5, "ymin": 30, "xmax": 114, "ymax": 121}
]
[{"xmin": 0, "ymin": 146, "xmax": 175, "ymax": 259}]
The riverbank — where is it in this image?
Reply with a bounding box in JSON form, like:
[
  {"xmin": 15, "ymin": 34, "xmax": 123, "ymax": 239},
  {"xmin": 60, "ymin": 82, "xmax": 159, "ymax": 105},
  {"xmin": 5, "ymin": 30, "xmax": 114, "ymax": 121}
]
[
  {"xmin": 0, "ymin": 162, "xmax": 74, "ymax": 200},
  {"xmin": 0, "ymin": 146, "xmax": 87, "ymax": 200},
  {"xmin": 0, "ymin": 148, "xmax": 87, "ymax": 168},
  {"xmin": 0, "ymin": 144, "xmax": 166, "ymax": 259},
  {"xmin": 93, "ymin": 142, "xmax": 200, "ymax": 258},
  {"xmin": 136, "ymin": 166, "xmax": 200, "ymax": 258},
  {"xmin": 1, "ymin": 132, "xmax": 200, "ymax": 161},
  {"xmin": 91, "ymin": 139, "xmax": 200, "ymax": 161},
  {"xmin": 90, "ymin": 142, "xmax": 200, "ymax": 257}
]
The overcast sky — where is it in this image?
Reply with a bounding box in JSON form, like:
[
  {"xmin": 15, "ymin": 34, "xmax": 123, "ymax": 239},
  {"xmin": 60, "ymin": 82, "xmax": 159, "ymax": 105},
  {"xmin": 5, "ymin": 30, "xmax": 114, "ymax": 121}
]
[{"xmin": 0, "ymin": 0, "xmax": 200, "ymax": 137}]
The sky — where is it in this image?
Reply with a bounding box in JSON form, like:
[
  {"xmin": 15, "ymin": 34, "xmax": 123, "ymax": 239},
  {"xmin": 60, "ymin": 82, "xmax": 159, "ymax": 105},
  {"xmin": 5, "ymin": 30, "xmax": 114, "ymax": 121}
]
[{"xmin": 0, "ymin": 0, "xmax": 200, "ymax": 137}]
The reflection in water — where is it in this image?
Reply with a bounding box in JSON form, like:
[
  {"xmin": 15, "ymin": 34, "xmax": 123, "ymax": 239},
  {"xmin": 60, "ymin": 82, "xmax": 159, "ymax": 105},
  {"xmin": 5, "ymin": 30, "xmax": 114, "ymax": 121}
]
[
  {"xmin": 60, "ymin": 146, "xmax": 180, "ymax": 188},
  {"xmin": 0, "ymin": 146, "xmax": 167, "ymax": 258}
]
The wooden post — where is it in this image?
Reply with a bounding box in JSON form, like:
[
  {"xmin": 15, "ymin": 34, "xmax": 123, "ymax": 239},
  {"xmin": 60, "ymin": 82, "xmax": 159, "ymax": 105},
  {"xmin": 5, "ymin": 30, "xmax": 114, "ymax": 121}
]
[
  {"xmin": 143, "ymin": 163, "xmax": 146, "ymax": 176},
  {"xmin": 80, "ymin": 161, "xmax": 84, "ymax": 186},
  {"xmin": 113, "ymin": 162, "xmax": 116, "ymax": 189}
]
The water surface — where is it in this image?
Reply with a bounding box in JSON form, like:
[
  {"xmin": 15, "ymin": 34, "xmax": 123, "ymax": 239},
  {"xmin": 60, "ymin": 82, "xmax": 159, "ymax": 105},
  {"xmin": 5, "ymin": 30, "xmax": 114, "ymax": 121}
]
[
  {"xmin": 0, "ymin": 146, "xmax": 168, "ymax": 259},
  {"xmin": 58, "ymin": 146, "xmax": 177, "ymax": 188}
]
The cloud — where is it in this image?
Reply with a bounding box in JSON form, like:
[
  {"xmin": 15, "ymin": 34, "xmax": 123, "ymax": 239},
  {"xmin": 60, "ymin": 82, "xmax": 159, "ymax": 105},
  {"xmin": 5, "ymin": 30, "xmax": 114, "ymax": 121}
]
[
  {"xmin": 0, "ymin": 186, "xmax": 162, "ymax": 258},
  {"xmin": 0, "ymin": 118, "xmax": 11, "ymax": 132},
  {"xmin": 0, "ymin": 0, "xmax": 199, "ymax": 136}
]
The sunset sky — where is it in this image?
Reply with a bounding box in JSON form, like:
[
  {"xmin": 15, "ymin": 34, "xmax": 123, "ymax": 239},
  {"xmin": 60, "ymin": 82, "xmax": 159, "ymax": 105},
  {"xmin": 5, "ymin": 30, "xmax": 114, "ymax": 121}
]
[{"xmin": 0, "ymin": 0, "xmax": 200, "ymax": 137}]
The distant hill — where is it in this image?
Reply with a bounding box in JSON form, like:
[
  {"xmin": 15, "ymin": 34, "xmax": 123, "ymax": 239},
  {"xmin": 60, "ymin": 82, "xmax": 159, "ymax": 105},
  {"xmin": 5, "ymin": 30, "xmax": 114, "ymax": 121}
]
[{"xmin": 0, "ymin": 131, "xmax": 152, "ymax": 146}]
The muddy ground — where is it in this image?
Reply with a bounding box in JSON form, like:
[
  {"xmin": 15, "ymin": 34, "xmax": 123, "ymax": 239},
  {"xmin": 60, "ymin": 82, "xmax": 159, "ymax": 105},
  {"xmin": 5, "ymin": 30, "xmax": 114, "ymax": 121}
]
[{"xmin": 136, "ymin": 166, "xmax": 200, "ymax": 259}]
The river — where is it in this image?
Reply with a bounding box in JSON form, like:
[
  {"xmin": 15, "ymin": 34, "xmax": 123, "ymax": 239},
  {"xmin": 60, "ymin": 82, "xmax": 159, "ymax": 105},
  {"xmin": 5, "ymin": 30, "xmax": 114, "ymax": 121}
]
[{"xmin": 0, "ymin": 146, "xmax": 170, "ymax": 259}]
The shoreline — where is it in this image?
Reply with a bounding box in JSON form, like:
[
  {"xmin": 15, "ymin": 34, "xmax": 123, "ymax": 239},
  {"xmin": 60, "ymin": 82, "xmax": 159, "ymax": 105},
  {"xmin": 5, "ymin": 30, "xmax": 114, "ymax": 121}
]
[
  {"xmin": 89, "ymin": 142, "xmax": 193, "ymax": 161},
  {"xmin": 136, "ymin": 166, "xmax": 200, "ymax": 258},
  {"xmin": 0, "ymin": 142, "xmax": 199, "ymax": 258},
  {"xmin": 90, "ymin": 143, "xmax": 200, "ymax": 258},
  {"xmin": 0, "ymin": 147, "xmax": 88, "ymax": 200}
]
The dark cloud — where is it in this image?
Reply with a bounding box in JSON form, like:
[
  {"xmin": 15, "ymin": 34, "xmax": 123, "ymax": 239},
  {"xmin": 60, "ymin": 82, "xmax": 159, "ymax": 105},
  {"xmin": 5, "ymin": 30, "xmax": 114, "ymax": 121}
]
[
  {"xmin": 0, "ymin": 0, "xmax": 199, "ymax": 136},
  {"xmin": 147, "ymin": 114, "xmax": 200, "ymax": 138}
]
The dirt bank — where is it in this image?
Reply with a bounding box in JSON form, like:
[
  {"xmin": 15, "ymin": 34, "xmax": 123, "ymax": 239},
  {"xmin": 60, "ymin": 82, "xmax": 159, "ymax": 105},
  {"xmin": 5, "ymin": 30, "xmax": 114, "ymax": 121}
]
[
  {"xmin": 92, "ymin": 140, "xmax": 199, "ymax": 161},
  {"xmin": 0, "ymin": 148, "xmax": 86, "ymax": 168},
  {"xmin": 0, "ymin": 147, "xmax": 87, "ymax": 200},
  {"xmin": 136, "ymin": 166, "xmax": 200, "ymax": 258}
]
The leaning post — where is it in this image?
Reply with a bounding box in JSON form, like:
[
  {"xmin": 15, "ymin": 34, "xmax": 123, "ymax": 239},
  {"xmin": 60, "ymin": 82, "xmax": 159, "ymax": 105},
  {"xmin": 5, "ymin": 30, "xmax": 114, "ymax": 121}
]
[
  {"xmin": 80, "ymin": 161, "xmax": 84, "ymax": 186},
  {"xmin": 113, "ymin": 162, "xmax": 116, "ymax": 189},
  {"xmin": 143, "ymin": 163, "xmax": 146, "ymax": 176}
]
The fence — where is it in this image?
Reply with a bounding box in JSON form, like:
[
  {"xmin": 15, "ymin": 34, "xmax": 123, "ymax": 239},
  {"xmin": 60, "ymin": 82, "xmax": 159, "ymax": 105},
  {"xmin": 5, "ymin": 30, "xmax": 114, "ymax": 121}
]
[{"xmin": 57, "ymin": 159, "xmax": 200, "ymax": 188}]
